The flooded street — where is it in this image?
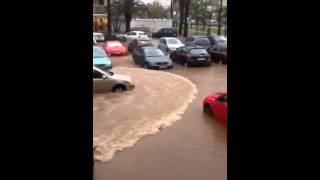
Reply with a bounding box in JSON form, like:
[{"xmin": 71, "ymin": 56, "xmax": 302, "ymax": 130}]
[{"xmin": 94, "ymin": 39, "xmax": 227, "ymax": 180}]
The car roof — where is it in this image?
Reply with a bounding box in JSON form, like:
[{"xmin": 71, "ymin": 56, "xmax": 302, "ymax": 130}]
[
  {"xmin": 142, "ymin": 46, "xmax": 158, "ymax": 50},
  {"xmin": 162, "ymin": 37, "xmax": 178, "ymax": 40}
]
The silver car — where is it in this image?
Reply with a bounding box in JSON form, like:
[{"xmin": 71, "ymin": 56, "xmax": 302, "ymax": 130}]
[
  {"xmin": 93, "ymin": 66, "xmax": 135, "ymax": 92},
  {"xmin": 158, "ymin": 37, "xmax": 184, "ymax": 55}
]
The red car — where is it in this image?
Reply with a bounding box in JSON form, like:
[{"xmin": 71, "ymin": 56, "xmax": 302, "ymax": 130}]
[
  {"xmin": 104, "ymin": 40, "xmax": 127, "ymax": 56},
  {"xmin": 203, "ymin": 92, "xmax": 227, "ymax": 124}
]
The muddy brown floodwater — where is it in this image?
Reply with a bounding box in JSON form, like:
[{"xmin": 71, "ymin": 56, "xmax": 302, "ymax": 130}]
[{"xmin": 94, "ymin": 39, "xmax": 227, "ymax": 180}]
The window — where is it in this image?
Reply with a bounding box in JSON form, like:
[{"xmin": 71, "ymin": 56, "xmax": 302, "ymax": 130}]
[
  {"xmin": 195, "ymin": 38, "xmax": 210, "ymax": 46},
  {"xmin": 190, "ymin": 48, "xmax": 207, "ymax": 55},
  {"xmin": 145, "ymin": 49, "xmax": 165, "ymax": 57},
  {"xmin": 139, "ymin": 32, "xmax": 145, "ymax": 36},
  {"xmin": 220, "ymin": 95, "xmax": 227, "ymax": 102},
  {"xmin": 93, "ymin": 70, "xmax": 103, "ymax": 79},
  {"xmin": 167, "ymin": 39, "xmax": 179, "ymax": 44},
  {"xmin": 127, "ymin": 32, "xmax": 136, "ymax": 35}
]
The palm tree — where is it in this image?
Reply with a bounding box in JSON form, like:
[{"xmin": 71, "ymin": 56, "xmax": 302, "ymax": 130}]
[
  {"xmin": 178, "ymin": 0, "xmax": 185, "ymax": 35},
  {"xmin": 183, "ymin": 0, "xmax": 190, "ymax": 37},
  {"xmin": 123, "ymin": 0, "xmax": 149, "ymax": 32},
  {"xmin": 217, "ymin": 0, "xmax": 223, "ymax": 35}
]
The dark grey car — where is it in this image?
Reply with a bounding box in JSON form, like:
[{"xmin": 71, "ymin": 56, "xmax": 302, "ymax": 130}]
[
  {"xmin": 132, "ymin": 47, "xmax": 173, "ymax": 69},
  {"xmin": 184, "ymin": 36, "xmax": 211, "ymax": 49}
]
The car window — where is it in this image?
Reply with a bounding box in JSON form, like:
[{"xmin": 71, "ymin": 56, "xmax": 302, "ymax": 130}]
[
  {"xmin": 167, "ymin": 39, "xmax": 179, "ymax": 44},
  {"xmin": 190, "ymin": 48, "xmax": 208, "ymax": 55},
  {"xmin": 144, "ymin": 48, "xmax": 165, "ymax": 57},
  {"xmin": 139, "ymin": 32, "xmax": 145, "ymax": 36},
  {"xmin": 127, "ymin": 32, "xmax": 136, "ymax": 35},
  {"xmin": 195, "ymin": 38, "xmax": 210, "ymax": 46},
  {"xmin": 93, "ymin": 70, "xmax": 103, "ymax": 79},
  {"xmin": 220, "ymin": 95, "xmax": 227, "ymax": 102},
  {"xmin": 107, "ymin": 42, "xmax": 122, "ymax": 47}
]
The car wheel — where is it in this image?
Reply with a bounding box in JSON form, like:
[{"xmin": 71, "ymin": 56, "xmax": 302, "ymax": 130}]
[
  {"xmin": 203, "ymin": 104, "xmax": 213, "ymax": 116},
  {"xmin": 112, "ymin": 85, "xmax": 126, "ymax": 92}
]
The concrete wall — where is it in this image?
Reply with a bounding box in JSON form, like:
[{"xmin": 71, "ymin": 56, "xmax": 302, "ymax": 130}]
[{"xmin": 130, "ymin": 19, "xmax": 173, "ymax": 32}]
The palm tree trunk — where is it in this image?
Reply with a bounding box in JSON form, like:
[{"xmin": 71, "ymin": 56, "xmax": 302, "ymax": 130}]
[
  {"xmin": 183, "ymin": 0, "xmax": 190, "ymax": 37},
  {"xmin": 107, "ymin": 0, "xmax": 112, "ymax": 36},
  {"xmin": 217, "ymin": 0, "xmax": 223, "ymax": 35},
  {"xmin": 178, "ymin": 0, "xmax": 185, "ymax": 35},
  {"xmin": 125, "ymin": 13, "xmax": 132, "ymax": 33}
]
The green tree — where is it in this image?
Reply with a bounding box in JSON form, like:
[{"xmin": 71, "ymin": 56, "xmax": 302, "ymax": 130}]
[
  {"xmin": 121, "ymin": 0, "xmax": 149, "ymax": 32},
  {"xmin": 146, "ymin": 2, "xmax": 168, "ymax": 19}
]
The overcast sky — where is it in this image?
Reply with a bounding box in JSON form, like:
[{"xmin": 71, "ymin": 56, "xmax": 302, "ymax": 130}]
[{"xmin": 142, "ymin": 0, "xmax": 170, "ymax": 6}]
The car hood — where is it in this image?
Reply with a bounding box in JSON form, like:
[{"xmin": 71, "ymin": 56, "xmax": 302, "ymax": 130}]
[
  {"xmin": 167, "ymin": 44, "xmax": 184, "ymax": 49},
  {"xmin": 146, "ymin": 56, "xmax": 169, "ymax": 63},
  {"xmin": 111, "ymin": 74, "xmax": 132, "ymax": 82},
  {"xmin": 93, "ymin": 57, "xmax": 111, "ymax": 65}
]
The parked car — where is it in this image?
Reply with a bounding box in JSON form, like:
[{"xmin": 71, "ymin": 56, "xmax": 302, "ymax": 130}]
[
  {"xmin": 93, "ymin": 32, "xmax": 105, "ymax": 43},
  {"xmin": 152, "ymin": 28, "xmax": 177, "ymax": 38},
  {"xmin": 93, "ymin": 66, "xmax": 135, "ymax": 92},
  {"xmin": 207, "ymin": 45, "xmax": 227, "ymax": 64},
  {"xmin": 158, "ymin": 37, "xmax": 184, "ymax": 54},
  {"xmin": 114, "ymin": 33, "xmax": 127, "ymax": 42},
  {"xmin": 208, "ymin": 35, "xmax": 227, "ymax": 46},
  {"xmin": 184, "ymin": 36, "xmax": 211, "ymax": 49},
  {"xmin": 126, "ymin": 31, "xmax": 149, "ymax": 43},
  {"xmin": 170, "ymin": 46, "xmax": 211, "ymax": 67},
  {"xmin": 93, "ymin": 46, "xmax": 112, "ymax": 70},
  {"xmin": 128, "ymin": 39, "xmax": 154, "ymax": 52},
  {"xmin": 104, "ymin": 40, "xmax": 127, "ymax": 56},
  {"xmin": 132, "ymin": 46, "xmax": 173, "ymax": 69},
  {"xmin": 203, "ymin": 92, "xmax": 227, "ymax": 125}
]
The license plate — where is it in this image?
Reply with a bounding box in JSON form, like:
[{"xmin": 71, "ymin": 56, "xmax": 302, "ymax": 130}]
[
  {"xmin": 198, "ymin": 58, "xmax": 205, "ymax": 61},
  {"xmin": 159, "ymin": 65, "xmax": 167, "ymax": 69}
]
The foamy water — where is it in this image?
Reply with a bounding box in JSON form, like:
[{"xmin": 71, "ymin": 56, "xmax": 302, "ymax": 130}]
[{"xmin": 93, "ymin": 67, "xmax": 198, "ymax": 162}]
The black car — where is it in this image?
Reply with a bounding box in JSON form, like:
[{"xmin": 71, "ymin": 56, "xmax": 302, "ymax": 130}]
[
  {"xmin": 128, "ymin": 39, "xmax": 154, "ymax": 52},
  {"xmin": 207, "ymin": 45, "xmax": 227, "ymax": 64},
  {"xmin": 170, "ymin": 46, "xmax": 211, "ymax": 67},
  {"xmin": 184, "ymin": 36, "xmax": 211, "ymax": 49},
  {"xmin": 207, "ymin": 35, "xmax": 227, "ymax": 46},
  {"xmin": 132, "ymin": 46, "xmax": 173, "ymax": 69},
  {"xmin": 152, "ymin": 28, "xmax": 177, "ymax": 38}
]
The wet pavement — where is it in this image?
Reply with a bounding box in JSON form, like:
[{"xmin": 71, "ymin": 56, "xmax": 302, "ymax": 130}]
[{"xmin": 93, "ymin": 39, "xmax": 227, "ymax": 180}]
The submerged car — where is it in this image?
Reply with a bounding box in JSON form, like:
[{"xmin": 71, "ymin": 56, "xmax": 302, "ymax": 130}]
[
  {"xmin": 126, "ymin": 31, "xmax": 149, "ymax": 43},
  {"xmin": 207, "ymin": 45, "xmax": 227, "ymax": 64},
  {"xmin": 203, "ymin": 92, "xmax": 227, "ymax": 125},
  {"xmin": 132, "ymin": 46, "xmax": 173, "ymax": 69},
  {"xmin": 93, "ymin": 66, "xmax": 135, "ymax": 92},
  {"xmin": 152, "ymin": 28, "xmax": 177, "ymax": 38},
  {"xmin": 104, "ymin": 40, "xmax": 127, "ymax": 56},
  {"xmin": 158, "ymin": 37, "xmax": 184, "ymax": 54},
  {"xmin": 93, "ymin": 46, "xmax": 112, "ymax": 70},
  {"xmin": 170, "ymin": 46, "xmax": 211, "ymax": 67}
]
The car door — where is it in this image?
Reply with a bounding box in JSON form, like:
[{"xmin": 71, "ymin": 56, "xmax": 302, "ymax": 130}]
[
  {"xmin": 212, "ymin": 94, "xmax": 227, "ymax": 123},
  {"xmin": 176, "ymin": 47, "xmax": 187, "ymax": 63},
  {"xmin": 135, "ymin": 47, "xmax": 144, "ymax": 64},
  {"xmin": 208, "ymin": 46, "xmax": 219, "ymax": 62},
  {"xmin": 93, "ymin": 70, "xmax": 113, "ymax": 91}
]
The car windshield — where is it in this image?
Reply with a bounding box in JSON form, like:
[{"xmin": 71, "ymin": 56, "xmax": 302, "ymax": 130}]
[
  {"xmin": 93, "ymin": 49, "xmax": 107, "ymax": 58},
  {"xmin": 145, "ymin": 49, "xmax": 165, "ymax": 57},
  {"xmin": 195, "ymin": 38, "xmax": 210, "ymax": 46},
  {"xmin": 127, "ymin": 32, "xmax": 136, "ymax": 35},
  {"xmin": 107, "ymin": 42, "xmax": 122, "ymax": 47},
  {"xmin": 140, "ymin": 41, "xmax": 153, "ymax": 46},
  {"xmin": 167, "ymin": 39, "xmax": 179, "ymax": 44},
  {"xmin": 216, "ymin": 36, "xmax": 227, "ymax": 43},
  {"xmin": 139, "ymin": 32, "xmax": 145, "ymax": 36},
  {"xmin": 95, "ymin": 34, "xmax": 104, "ymax": 38},
  {"xmin": 190, "ymin": 48, "xmax": 208, "ymax": 55}
]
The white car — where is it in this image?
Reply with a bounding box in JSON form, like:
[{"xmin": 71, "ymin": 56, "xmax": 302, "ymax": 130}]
[
  {"xmin": 93, "ymin": 32, "xmax": 105, "ymax": 42},
  {"xmin": 158, "ymin": 37, "xmax": 185, "ymax": 54},
  {"xmin": 126, "ymin": 31, "xmax": 149, "ymax": 43}
]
